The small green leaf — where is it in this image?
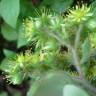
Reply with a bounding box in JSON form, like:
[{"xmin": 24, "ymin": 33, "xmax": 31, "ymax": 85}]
[
  {"xmin": 51, "ymin": 0, "xmax": 73, "ymax": 13},
  {"xmin": 9, "ymin": 71, "xmax": 24, "ymax": 85},
  {"xmin": 41, "ymin": 0, "xmax": 73, "ymax": 13},
  {"xmin": 20, "ymin": 0, "xmax": 35, "ymax": 17},
  {"xmin": 81, "ymin": 39, "xmax": 91, "ymax": 64},
  {"xmin": 17, "ymin": 25, "xmax": 30, "ymax": 48},
  {"xmin": 0, "ymin": 58, "xmax": 24, "ymax": 85},
  {"xmin": 91, "ymin": 0, "xmax": 96, "ymax": 17},
  {"xmin": 0, "ymin": 58, "xmax": 12, "ymax": 72},
  {"xmin": 1, "ymin": 23, "xmax": 18, "ymax": 41},
  {"xmin": 3, "ymin": 49, "xmax": 16, "ymax": 58},
  {"xmin": 86, "ymin": 18, "xmax": 96, "ymax": 30},
  {"xmin": 27, "ymin": 71, "xmax": 73, "ymax": 96},
  {"xmin": 0, "ymin": 92, "xmax": 8, "ymax": 96},
  {"xmin": 63, "ymin": 85, "xmax": 89, "ymax": 96},
  {"xmin": 0, "ymin": 0, "xmax": 20, "ymax": 27}
]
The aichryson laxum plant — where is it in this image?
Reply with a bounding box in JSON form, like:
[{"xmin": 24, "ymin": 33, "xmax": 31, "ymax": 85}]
[{"xmin": 1, "ymin": 3, "xmax": 96, "ymax": 96}]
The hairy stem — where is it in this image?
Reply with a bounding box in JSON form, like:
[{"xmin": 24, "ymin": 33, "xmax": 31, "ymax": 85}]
[
  {"xmin": 45, "ymin": 27, "xmax": 96, "ymax": 95},
  {"xmin": 70, "ymin": 47, "xmax": 84, "ymax": 79},
  {"xmin": 46, "ymin": 30, "xmax": 84, "ymax": 78},
  {"xmin": 74, "ymin": 24, "xmax": 83, "ymax": 49},
  {"xmin": 73, "ymin": 77, "xmax": 96, "ymax": 96}
]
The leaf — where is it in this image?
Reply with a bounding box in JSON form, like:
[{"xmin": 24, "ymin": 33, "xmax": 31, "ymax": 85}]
[
  {"xmin": 9, "ymin": 71, "xmax": 24, "ymax": 85},
  {"xmin": 17, "ymin": 25, "xmax": 30, "ymax": 48},
  {"xmin": 63, "ymin": 84, "xmax": 89, "ymax": 96},
  {"xmin": 3, "ymin": 49, "xmax": 16, "ymax": 58},
  {"xmin": 91, "ymin": 0, "xmax": 96, "ymax": 16},
  {"xmin": 41, "ymin": 0, "xmax": 73, "ymax": 13},
  {"xmin": 1, "ymin": 23, "xmax": 18, "ymax": 41},
  {"xmin": 0, "ymin": 58, "xmax": 12, "ymax": 72},
  {"xmin": 51, "ymin": 0, "xmax": 73, "ymax": 13},
  {"xmin": 0, "ymin": 92, "xmax": 8, "ymax": 96},
  {"xmin": 86, "ymin": 18, "xmax": 96, "ymax": 31},
  {"xmin": 0, "ymin": 0, "xmax": 20, "ymax": 28},
  {"xmin": 27, "ymin": 71, "xmax": 73, "ymax": 96},
  {"xmin": 80, "ymin": 39, "xmax": 91, "ymax": 64},
  {"xmin": 20, "ymin": 0, "xmax": 35, "ymax": 17},
  {"xmin": 0, "ymin": 58, "xmax": 24, "ymax": 85}
]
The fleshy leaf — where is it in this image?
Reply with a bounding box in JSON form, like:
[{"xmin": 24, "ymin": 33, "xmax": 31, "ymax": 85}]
[
  {"xmin": 63, "ymin": 84, "xmax": 89, "ymax": 96},
  {"xmin": 0, "ymin": 0, "xmax": 20, "ymax": 27},
  {"xmin": 27, "ymin": 71, "xmax": 73, "ymax": 96}
]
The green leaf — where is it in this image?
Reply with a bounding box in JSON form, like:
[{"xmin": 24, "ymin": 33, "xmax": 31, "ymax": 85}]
[
  {"xmin": 0, "ymin": 58, "xmax": 24, "ymax": 85},
  {"xmin": 0, "ymin": 92, "xmax": 8, "ymax": 96},
  {"xmin": 86, "ymin": 18, "xmax": 96, "ymax": 30},
  {"xmin": 81, "ymin": 39, "xmax": 91, "ymax": 64},
  {"xmin": 0, "ymin": 58, "xmax": 14, "ymax": 72},
  {"xmin": 3, "ymin": 49, "xmax": 16, "ymax": 58},
  {"xmin": 63, "ymin": 85, "xmax": 89, "ymax": 96},
  {"xmin": 91, "ymin": 0, "xmax": 96, "ymax": 17},
  {"xmin": 0, "ymin": 0, "xmax": 20, "ymax": 28},
  {"xmin": 20, "ymin": 0, "xmax": 35, "ymax": 17},
  {"xmin": 27, "ymin": 71, "xmax": 73, "ymax": 96},
  {"xmin": 51, "ymin": 0, "xmax": 73, "ymax": 13},
  {"xmin": 17, "ymin": 25, "xmax": 29, "ymax": 48},
  {"xmin": 1, "ymin": 23, "xmax": 18, "ymax": 41},
  {"xmin": 41, "ymin": 0, "xmax": 73, "ymax": 13},
  {"xmin": 9, "ymin": 71, "xmax": 24, "ymax": 85}
]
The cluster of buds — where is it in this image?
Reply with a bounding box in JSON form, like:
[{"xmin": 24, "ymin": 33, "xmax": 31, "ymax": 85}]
[{"xmin": 67, "ymin": 4, "xmax": 93, "ymax": 22}]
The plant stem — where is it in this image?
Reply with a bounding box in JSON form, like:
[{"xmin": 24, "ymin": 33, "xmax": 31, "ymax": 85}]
[
  {"xmin": 74, "ymin": 24, "xmax": 83, "ymax": 49},
  {"xmin": 46, "ymin": 27, "xmax": 96, "ymax": 95},
  {"xmin": 46, "ymin": 31, "xmax": 84, "ymax": 79},
  {"xmin": 73, "ymin": 77, "xmax": 96, "ymax": 96},
  {"xmin": 70, "ymin": 47, "xmax": 84, "ymax": 79}
]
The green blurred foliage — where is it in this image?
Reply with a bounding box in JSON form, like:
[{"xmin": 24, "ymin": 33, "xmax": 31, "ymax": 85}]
[{"xmin": 0, "ymin": 0, "xmax": 96, "ymax": 96}]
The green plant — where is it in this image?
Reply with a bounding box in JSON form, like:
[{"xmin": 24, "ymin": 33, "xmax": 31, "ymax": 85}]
[{"xmin": 1, "ymin": 0, "xmax": 96, "ymax": 96}]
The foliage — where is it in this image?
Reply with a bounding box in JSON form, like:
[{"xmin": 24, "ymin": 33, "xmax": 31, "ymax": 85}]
[{"xmin": 1, "ymin": 0, "xmax": 96, "ymax": 96}]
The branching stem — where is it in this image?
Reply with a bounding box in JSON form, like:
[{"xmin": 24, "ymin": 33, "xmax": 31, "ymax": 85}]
[{"xmin": 45, "ymin": 25, "xmax": 96, "ymax": 95}]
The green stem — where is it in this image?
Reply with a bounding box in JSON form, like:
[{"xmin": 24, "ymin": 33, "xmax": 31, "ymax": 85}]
[{"xmin": 74, "ymin": 24, "xmax": 83, "ymax": 49}]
